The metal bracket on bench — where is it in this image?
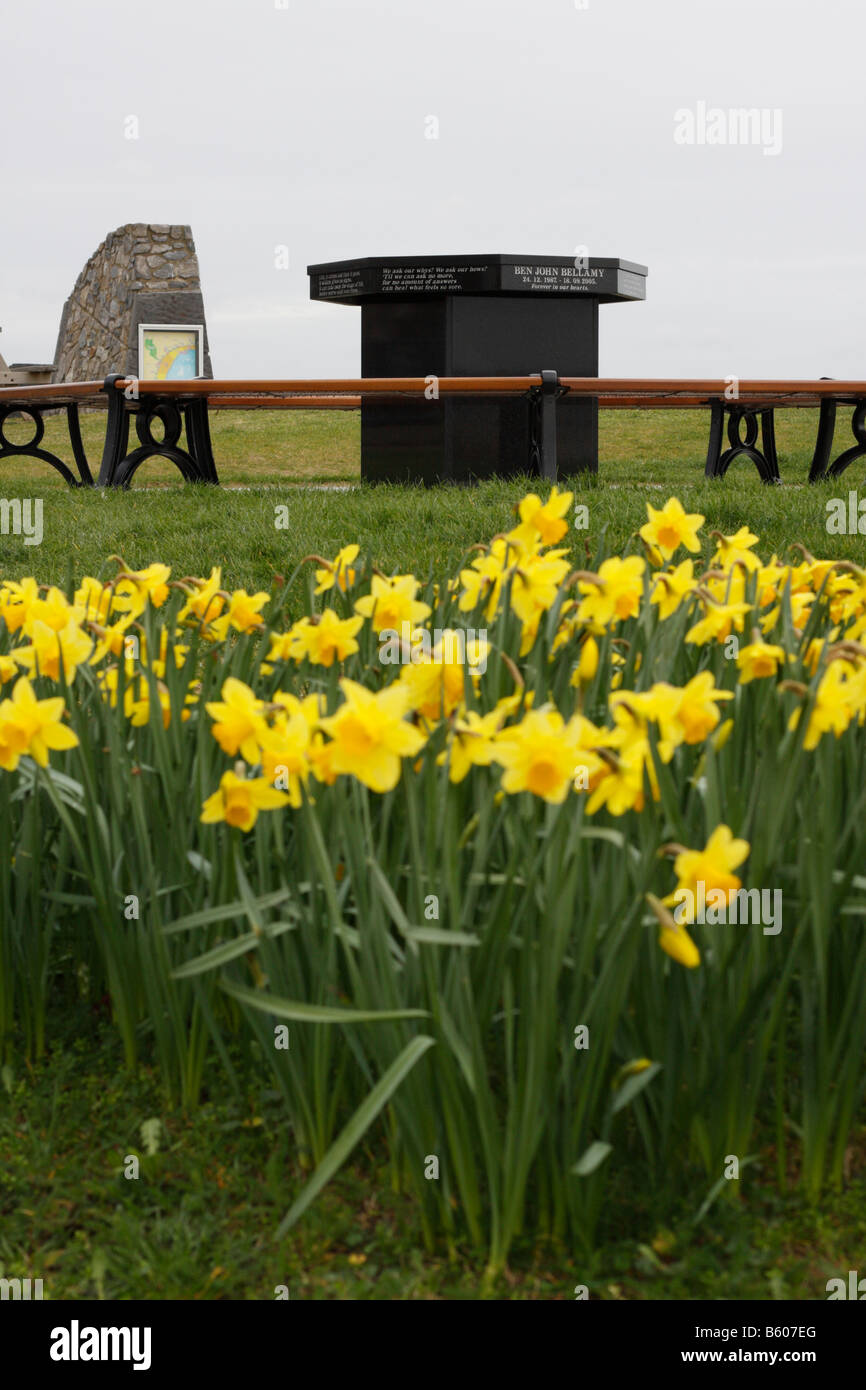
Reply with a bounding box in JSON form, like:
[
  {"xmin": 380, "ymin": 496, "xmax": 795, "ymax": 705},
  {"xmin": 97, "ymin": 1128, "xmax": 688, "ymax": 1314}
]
[
  {"xmin": 705, "ymin": 402, "xmax": 780, "ymax": 484},
  {"xmin": 808, "ymin": 396, "xmax": 866, "ymax": 482},
  {"xmin": 97, "ymin": 376, "xmax": 218, "ymax": 488},
  {"xmin": 528, "ymin": 370, "xmax": 562, "ymax": 481},
  {"xmin": 97, "ymin": 374, "xmax": 130, "ymax": 486},
  {"xmin": 0, "ymin": 401, "xmax": 93, "ymax": 486}
]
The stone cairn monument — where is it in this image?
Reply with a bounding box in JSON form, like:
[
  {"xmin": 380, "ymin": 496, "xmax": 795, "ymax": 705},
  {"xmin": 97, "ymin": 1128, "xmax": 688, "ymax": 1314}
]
[{"xmin": 52, "ymin": 223, "xmax": 213, "ymax": 382}]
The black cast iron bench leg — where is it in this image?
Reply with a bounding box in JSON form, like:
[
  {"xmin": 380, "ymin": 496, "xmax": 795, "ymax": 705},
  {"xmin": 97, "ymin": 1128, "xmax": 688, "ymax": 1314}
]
[
  {"xmin": 66, "ymin": 404, "xmax": 94, "ymax": 484},
  {"xmin": 704, "ymin": 400, "xmax": 724, "ymax": 477},
  {"xmin": 760, "ymin": 408, "xmax": 780, "ymax": 482},
  {"xmin": 705, "ymin": 402, "xmax": 780, "ymax": 484},
  {"xmin": 185, "ymin": 397, "xmax": 218, "ymax": 483},
  {"xmin": 97, "ymin": 377, "xmax": 218, "ymax": 487},
  {"xmin": 814, "ymin": 399, "xmax": 866, "ymax": 480},
  {"xmin": 808, "ymin": 398, "xmax": 837, "ymax": 482},
  {"xmin": 97, "ymin": 374, "xmax": 130, "ymax": 487},
  {"xmin": 0, "ymin": 401, "xmax": 92, "ymax": 486}
]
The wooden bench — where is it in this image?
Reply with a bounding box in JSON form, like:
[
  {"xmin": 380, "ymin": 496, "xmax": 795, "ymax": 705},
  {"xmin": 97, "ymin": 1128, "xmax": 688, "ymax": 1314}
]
[{"xmin": 1, "ymin": 374, "xmax": 865, "ymax": 487}]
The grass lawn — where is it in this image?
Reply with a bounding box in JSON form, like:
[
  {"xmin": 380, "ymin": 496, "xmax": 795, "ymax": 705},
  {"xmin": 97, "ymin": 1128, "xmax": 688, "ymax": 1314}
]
[
  {"xmin": 0, "ymin": 407, "xmax": 864, "ymax": 591},
  {"xmin": 2, "ymin": 1017, "xmax": 864, "ymax": 1301}
]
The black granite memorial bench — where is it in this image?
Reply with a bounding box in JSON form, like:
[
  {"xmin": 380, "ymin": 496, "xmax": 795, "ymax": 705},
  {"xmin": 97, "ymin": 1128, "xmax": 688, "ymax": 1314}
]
[{"xmin": 1, "ymin": 374, "xmax": 865, "ymax": 487}]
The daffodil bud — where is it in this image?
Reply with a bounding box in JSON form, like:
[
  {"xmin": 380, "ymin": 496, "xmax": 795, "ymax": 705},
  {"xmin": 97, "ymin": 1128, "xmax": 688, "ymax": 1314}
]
[{"xmin": 576, "ymin": 635, "xmax": 599, "ymax": 685}]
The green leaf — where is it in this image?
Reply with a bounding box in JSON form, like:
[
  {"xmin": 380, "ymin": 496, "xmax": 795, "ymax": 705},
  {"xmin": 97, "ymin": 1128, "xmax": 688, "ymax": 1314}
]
[
  {"xmin": 577, "ymin": 827, "xmax": 641, "ymax": 861},
  {"xmin": 692, "ymin": 1155, "xmax": 760, "ymax": 1225},
  {"xmin": 186, "ymin": 851, "xmax": 212, "ymax": 882},
  {"xmin": 13, "ymin": 759, "xmax": 86, "ymax": 811},
  {"xmin": 636, "ymin": 1243, "xmax": 674, "ymax": 1275},
  {"xmin": 365, "ymin": 862, "xmax": 478, "ymax": 946},
  {"xmin": 221, "ymin": 979, "xmax": 429, "ymax": 1023},
  {"xmin": 571, "ymin": 1140, "xmax": 613, "ymax": 1176},
  {"xmin": 406, "ymin": 927, "xmax": 480, "ymax": 947},
  {"xmin": 437, "ymin": 1001, "xmax": 476, "ymax": 1094},
  {"xmin": 611, "ymin": 1062, "xmax": 662, "ymax": 1114},
  {"xmin": 275, "ymin": 1036, "xmax": 436, "ymax": 1237},
  {"xmin": 171, "ymin": 920, "xmax": 296, "ymax": 979},
  {"xmin": 42, "ymin": 891, "xmax": 98, "ymax": 906},
  {"xmin": 468, "ymin": 872, "xmax": 527, "ymax": 886},
  {"xmin": 366, "ymin": 859, "xmax": 413, "ymax": 936},
  {"xmin": 162, "ymin": 889, "xmax": 291, "ymax": 935},
  {"xmin": 234, "ymin": 849, "xmax": 284, "ymax": 931}
]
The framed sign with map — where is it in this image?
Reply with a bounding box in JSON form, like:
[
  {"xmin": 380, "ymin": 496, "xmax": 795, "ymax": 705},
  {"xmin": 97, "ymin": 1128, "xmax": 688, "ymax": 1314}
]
[{"xmin": 138, "ymin": 324, "xmax": 203, "ymax": 381}]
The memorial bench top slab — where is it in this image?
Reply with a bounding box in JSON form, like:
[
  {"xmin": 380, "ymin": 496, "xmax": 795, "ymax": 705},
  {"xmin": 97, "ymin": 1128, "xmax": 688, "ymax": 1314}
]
[{"xmin": 307, "ymin": 255, "xmax": 648, "ymax": 304}]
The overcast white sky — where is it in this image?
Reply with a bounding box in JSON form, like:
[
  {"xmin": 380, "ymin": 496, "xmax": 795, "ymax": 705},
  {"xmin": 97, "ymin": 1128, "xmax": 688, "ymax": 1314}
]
[{"xmin": 3, "ymin": 0, "xmax": 865, "ymax": 379}]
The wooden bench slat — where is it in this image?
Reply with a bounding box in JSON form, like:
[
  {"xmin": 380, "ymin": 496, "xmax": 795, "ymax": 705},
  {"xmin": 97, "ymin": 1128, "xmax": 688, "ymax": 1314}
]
[{"xmin": 4, "ymin": 375, "xmax": 866, "ymax": 488}]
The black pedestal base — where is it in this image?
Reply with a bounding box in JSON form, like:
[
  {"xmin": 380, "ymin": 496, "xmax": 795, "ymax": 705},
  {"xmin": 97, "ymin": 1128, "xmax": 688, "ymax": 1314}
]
[
  {"xmin": 360, "ymin": 395, "xmax": 596, "ymax": 485},
  {"xmin": 360, "ymin": 296, "xmax": 600, "ymax": 484}
]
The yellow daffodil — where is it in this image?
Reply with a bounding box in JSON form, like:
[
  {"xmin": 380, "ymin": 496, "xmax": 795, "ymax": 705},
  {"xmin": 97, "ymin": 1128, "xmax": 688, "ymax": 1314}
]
[
  {"xmin": 13, "ymin": 618, "xmax": 93, "ymax": 684},
  {"xmin": 87, "ymin": 614, "xmax": 138, "ymax": 666},
  {"xmin": 24, "ymin": 585, "xmax": 85, "ymax": 634},
  {"xmin": 789, "ymin": 662, "xmax": 858, "ymax": 749},
  {"xmin": 439, "ymin": 706, "xmax": 505, "ymax": 783},
  {"xmin": 685, "ymin": 598, "xmax": 752, "ymax": 645},
  {"xmin": 494, "ymin": 708, "xmax": 604, "ymax": 804},
  {"xmin": 511, "ymin": 485, "xmax": 573, "ymax": 546},
  {"xmin": 664, "ymin": 826, "xmax": 750, "ymax": 922},
  {"xmin": 647, "ymin": 892, "xmax": 701, "ymax": 968},
  {"xmin": 200, "ymin": 769, "xmax": 290, "ymax": 831},
  {"xmin": 639, "ymin": 498, "xmax": 704, "ymax": 560},
  {"xmin": 318, "ymin": 678, "xmax": 426, "ymax": 792},
  {"xmin": 177, "ymin": 568, "xmax": 226, "ymax": 628},
  {"xmin": 610, "ymin": 685, "xmax": 682, "ymax": 763},
  {"xmin": 262, "ymin": 631, "xmax": 296, "ymax": 669},
  {"xmin": 650, "ymin": 559, "xmax": 696, "ymax": 621},
  {"xmin": 673, "ymin": 671, "xmax": 734, "ymax": 744},
  {"xmin": 0, "ymin": 676, "xmax": 79, "ymax": 770},
  {"xmin": 0, "ymin": 578, "xmax": 40, "ymax": 634},
  {"xmin": 659, "ymin": 924, "xmax": 701, "ymax": 968},
  {"xmin": 759, "ymin": 588, "xmax": 815, "ymax": 638},
  {"xmin": 736, "ymin": 639, "xmax": 786, "ymax": 683},
  {"xmin": 74, "ymin": 576, "xmax": 116, "ymax": 625},
  {"xmin": 287, "ymin": 610, "xmax": 364, "ymax": 667},
  {"xmin": 314, "ymin": 544, "xmax": 360, "ymax": 595},
  {"xmin": 354, "ymin": 575, "xmax": 432, "ymax": 635},
  {"xmin": 399, "ymin": 629, "xmax": 485, "ymax": 722},
  {"xmin": 205, "ymin": 678, "xmax": 268, "ymax": 762},
  {"xmin": 570, "ymin": 634, "xmax": 599, "ymax": 688},
  {"xmin": 711, "ymin": 526, "xmax": 761, "ymax": 573},
  {"xmin": 577, "ymin": 556, "xmax": 645, "ymax": 628},
  {"xmin": 259, "ymin": 694, "xmax": 320, "ymax": 807},
  {"xmin": 586, "ymin": 729, "xmax": 657, "ymax": 815},
  {"xmin": 210, "ymin": 589, "xmax": 270, "ymax": 639},
  {"xmin": 112, "ymin": 562, "xmax": 171, "ymax": 612},
  {"xmin": 508, "ymin": 549, "xmax": 571, "ymax": 629}
]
